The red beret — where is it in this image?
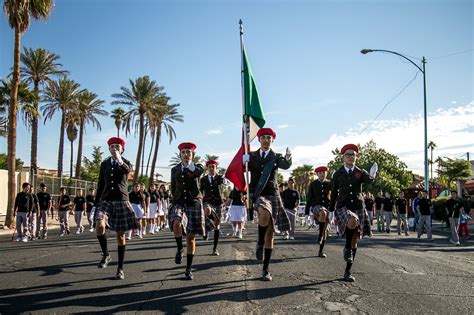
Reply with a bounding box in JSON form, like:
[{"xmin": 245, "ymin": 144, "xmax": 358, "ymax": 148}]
[
  {"xmin": 314, "ymin": 166, "xmax": 328, "ymax": 173},
  {"xmin": 107, "ymin": 137, "xmax": 125, "ymax": 147},
  {"xmin": 206, "ymin": 160, "xmax": 218, "ymax": 167},
  {"xmin": 341, "ymin": 143, "xmax": 359, "ymax": 154},
  {"xmin": 178, "ymin": 142, "xmax": 197, "ymax": 151},
  {"xmin": 257, "ymin": 128, "xmax": 276, "ymax": 139}
]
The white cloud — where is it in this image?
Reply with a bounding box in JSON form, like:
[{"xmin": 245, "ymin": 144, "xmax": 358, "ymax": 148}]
[
  {"xmin": 205, "ymin": 128, "xmax": 224, "ymax": 135},
  {"xmin": 277, "ymin": 124, "xmax": 289, "ymax": 129},
  {"xmin": 290, "ymin": 102, "xmax": 474, "ymax": 175}
]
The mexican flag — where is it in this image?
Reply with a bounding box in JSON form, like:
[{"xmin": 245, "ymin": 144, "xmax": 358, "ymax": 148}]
[{"xmin": 225, "ymin": 47, "xmax": 266, "ymax": 192}]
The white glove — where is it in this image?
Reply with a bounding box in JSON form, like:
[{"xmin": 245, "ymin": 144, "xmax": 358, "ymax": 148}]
[
  {"xmin": 188, "ymin": 161, "xmax": 196, "ymax": 172},
  {"xmin": 243, "ymin": 154, "xmax": 250, "ymax": 163},
  {"xmin": 113, "ymin": 150, "xmax": 124, "ymax": 165},
  {"xmin": 285, "ymin": 147, "xmax": 292, "ymax": 159},
  {"xmin": 369, "ymin": 162, "xmax": 378, "ymax": 178}
]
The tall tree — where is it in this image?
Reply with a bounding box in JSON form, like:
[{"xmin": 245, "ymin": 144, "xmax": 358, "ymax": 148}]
[
  {"xmin": 110, "ymin": 107, "xmax": 126, "ymax": 137},
  {"xmin": 65, "ymin": 112, "xmax": 78, "ymax": 179},
  {"xmin": 0, "ymin": 79, "xmax": 38, "ymax": 131},
  {"xmin": 169, "ymin": 153, "xmax": 201, "ymax": 167},
  {"xmin": 74, "ymin": 90, "xmax": 106, "ymax": 178},
  {"xmin": 291, "ymin": 164, "xmax": 314, "ymax": 195},
  {"xmin": 149, "ymin": 103, "xmax": 183, "ymax": 182},
  {"xmin": 3, "ymin": 0, "xmax": 53, "ymax": 227},
  {"xmin": 111, "ymin": 76, "xmax": 164, "ymax": 182},
  {"xmin": 20, "ymin": 47, "xmax": 67, "ymax": 182},
  {"xmin": 42, "ymin": 77, "xmax": 83, "ymax": 178},
  {"xmin": 438, "ymin": 158, "xmax": 472, "ymax": 190},
  {"xmin": 427, "ymin": 141, "xmax": 437, "ymax": 181},
  {"xmin": 81, "ymin": 146, "xmax": 104, "ymax": 182}
]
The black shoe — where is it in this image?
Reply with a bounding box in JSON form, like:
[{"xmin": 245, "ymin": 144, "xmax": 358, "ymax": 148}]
[
  {"xmin": 185, "ymin": 268, "xmax": 193, "ymax": 280},
  {"xmin": 262, "ymin": 270, "xmax": 272, "ymax": 281},
  {"xmin": 343, "ymin": 248, "xmax": 353, "ymax": 263},
  {"xmin": 343, "ymin": 271, "xmax": 355, "ymax": 282},
  {"xmin": 98, "ymin": 255, "xmax": 112, "ymax": 268},
  {"xmin": 255, "ymin": 244, "xmax": 264, "ymax": 261},
  {"xmin": 203, "ymin": 233, "xmax": 209, "ymax": 241},
  {"xmin": 175, "ymin": 249, "xmax": 183, "ymax": 264},
  {"xmin": 316, "ymin": 236, "xmax": 322, "ymax": 245},
  {"xmin": 318, "ymin": 252, "xmax": 327, "ymax": 258},
  {"xmin": 116, "ymin": 269, "xmax": 125, "ymax": 280},
  {"xmin": 212, "ymin": 249, "xmax": 220, "ymax": 256},
  {"xmin": 66, "ymin": 230, "xmax": 70, "ymax": 235}
]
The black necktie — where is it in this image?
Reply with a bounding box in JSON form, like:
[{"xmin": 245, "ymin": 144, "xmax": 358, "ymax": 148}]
[
  {"xmin": 348, "ymin": 169, "xmax": 353, "ymax": 176},
  {"xmin": 262, "ymin": 151, "xmax": 266, "ymax": 159}
]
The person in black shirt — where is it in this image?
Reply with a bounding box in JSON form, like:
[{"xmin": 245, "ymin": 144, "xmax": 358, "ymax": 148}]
[
  {"xmin": 94, "ymin": 137, "xmax": 138, "ymax": 280},
  {"xmin": 147, "ymin": 183, "xmax": 160, "ymax": 234},
  {"xmin": 364, "ymin": 192, "xmax": 375, "ymax": 228},
  {"xmin": 374, "ymin": 191, "xmax": 384, "ymax": 232},
  {"xmin": 227, "ymin": 187, "xmax": 246, "ymax": 238},
  {"xmin": 127, "ymin": 183, "xmax": 146, "ymax": 239},
  {"xmin": 57, "ymin": 187, "xmax": 72, "ymax": 237},
  {"xmin": 445, "ymin": 191, "xmax": 460, "ymax": 245},
  {"xmin": 381, "ymin": 192, "xmax": 394, "ymax": 233},
  {"xmin": 281, "ymin": 178, "xmax": 300, "ymax": 240},
  {"xmin": 329, "ymin": 144, "xmax": 377, "ymax": 282},
  {"xmin": 416, "ymin": 190, "xmax": 433, "ymax": 241},
  {"xmin": 36, "ymin": 183, "xmax": 52, "ymax": 239},
  {"xmin": 73, "ymin": 189, "xmax": 87, "ymax": 234},
  {"xmin": 159, "ymin": 184, "xmax": 170, "ymax": 229},
  {"xmin": 14, "ymin": 182, "xmax": 33, "ymax": 242},
  {"xmin": 86, "ymin": 188, "xmax": 95, "ymax": 232},
  {"xmin": 29, "ymin": 186, "xmax": 40, "ymax": 240},
  {"xmin": 395, "ymin": 191, "xmax": 409, "ymax": 236}
]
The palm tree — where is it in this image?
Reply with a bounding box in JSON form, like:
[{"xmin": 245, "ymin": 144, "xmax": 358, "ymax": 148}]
[
  {"xmin": 65, "ymin": 113, "xmax": 79, "ymax": 180},
  {"xmin": 20, "ymin": 47, "xmax": 68, "ymax": 181},
  {"xmin": 168, "ymin": 153, "xmax": 201, "ymax": 167},
  {"xmin": 111, "ymin": 76, "xmax": 164, "ymax": 182},
  {"xmin": 291, "ymin": 164, "xmax": 315, "ymax": 195},
  {"xmin": 149, "ymin": 103, "xmax": 183, "ymax": 181},
  {"xmin": 0, "ymin": 79, "xmax": 38, "ymax": 130},
  {"xmin": 203, "ymin": 154, "xmax": 219, "ymax": 163},
  {"xmin": 3, "ymin": 0, "xmax": 53, "ymax": 227},
  {"xmin": 427, "ymin": 141, "xmax": 437, "ymax": 181},
  {"xmin": 110, "ymin": 107, "xmax": 126, "ymax": 137},
  {"xmin": 42, "ymin": 77, "xmax": 83, "ymax": 178},
  {"xmin": 74, "ymin": 90, "xmax": 107, "ymax": 178}
]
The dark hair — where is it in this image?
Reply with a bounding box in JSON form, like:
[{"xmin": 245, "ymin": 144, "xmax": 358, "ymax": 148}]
[
  {"xmin": 288, "ymin": 178, "xmax": 294, "ymax": 183},
  {"xmin": 89, "ymin": 188, "xmax": 94, "ymax": 192},
  {"xmin": 40, "ymin": 183, "xmax": 46, "ymax": 188},
  {"xmin": 22, "ymin": 182, "xmax": 30, "ymax": 189},
  {"xmin": 451, "ymin": 190, "xmax": 457, "ymax": 194},
  {"xmin": 59, "ymin": 187, "xmax": 67, "ymax": 192}
]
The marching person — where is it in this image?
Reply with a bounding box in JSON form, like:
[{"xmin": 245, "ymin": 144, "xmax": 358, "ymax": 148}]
[
  {"xmin": 281, "ymin": 178, "xmax": 300, "ymax": 240},
  {"xmin": 243, "ymin": 127, "xmax": 292, "ymax": 281},
  {"xmin": 36, "ymin": 183, "xmax": 52, "ymax": 239},
  {"xmin": 57, "ymin": 187, "xmax": 72, "ymax": 237},
  {"xmin": 169, "ymin": 142, "xmax": 205, "ymax": 280},
  {"xmin": 86, "ymin": 188, "xmax": 96, "ymax": 232},
  {"xmin": 374, "ymin": 191, "xmax": 384, "ymax": 232},
  {"xmin": 382, "ymin": 191, "xmax": 394, "ymax": 233},
  {"xmin": 94, "ymin": 137, "xmax": 138, "ymax": 280},
  {"xmin": 127, "ymin": 183, "xmax": 146, "ymax": 239},
  {"xmin": 159, "ymin": 184, "xmax": 170, "ymax": 229},
  {"xmin": 29, "ymin": 186, "xmax": 40, "ymax": 240},
  {"xmin": 445, "ymin": 190, "xmax": 460, "ymax": 245},
  {"xmin": 73, "ymin": 189, "xmax": 87, "ymax": 234},
  {"xmin": 305, "ymin": 166, "xmax": 331, "ymax": 257},
  {"xmin": 14, "ymin": 182, "xmax": 34, "ymax": 242},
  {"xmin": 416, "ymin": 190, "xmax": 433, "ymax": 242},
  {"xmin": 227, "ymin": 187, "xmax": 247, "ymax": 238},
  {"xmin": 140, "ymin": 183, "xmax": 150, "ymax": 236},
  {"xmin": 200, "ymin": 159, "xmax": 226, "ymax": 256},
  {"xmin": 364, "ymin": 192, "xmax": 375, "ymax": 228},
  {"xmin": 329, "ymin": 144, "xmax": 377, "ymax": 282},
  {"xmin": 396, "ymin": 191, "xmax": 409, "ymax": 236},
  {"xmin": 147, "ymin": 183, "xmax": 159, "ymax": 234}
]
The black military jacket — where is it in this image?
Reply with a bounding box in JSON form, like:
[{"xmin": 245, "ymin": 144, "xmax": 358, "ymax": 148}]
[
  {"xmin": 95, "ymin": 156, "xmax": 132, "ymax": 204},
  {"xmin": 171, "ymin": 162, "xmax": 204, "ymax": 206},
  {"xmin": 200, "ymin": 174, "xmax": 224, "ymax": 206},
  {"xmin": 305, "ymin": 179, "xmax": 331, "ymax": 215},
  {"xmin": 248, "ymin": 149, "xmax": 292, "ymax": 197},
  {"xmin": 329, "ymin": 165, "xmax": 373, "ymax": 212}
]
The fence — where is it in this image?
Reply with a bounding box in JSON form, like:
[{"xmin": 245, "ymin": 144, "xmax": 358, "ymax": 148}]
[{"xmin": 32, "ymin": 174, "xmax": 97, "ymax": 203}]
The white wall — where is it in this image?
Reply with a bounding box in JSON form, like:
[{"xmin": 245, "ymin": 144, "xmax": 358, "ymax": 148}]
[{"xmin": 0, "ymin": 170, "xmax": 30, "ymax": 215}]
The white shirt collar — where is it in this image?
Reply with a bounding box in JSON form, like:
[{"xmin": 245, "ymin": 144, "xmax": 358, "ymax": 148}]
[{"xmin": 344, "ymin": 165, "xmax": 355, "ymax": 173}]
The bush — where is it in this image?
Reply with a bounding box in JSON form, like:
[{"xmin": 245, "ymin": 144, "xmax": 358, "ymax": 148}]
[{"xmin": 432, "ymin": 197, "xmax": 449, "ymax": 221}]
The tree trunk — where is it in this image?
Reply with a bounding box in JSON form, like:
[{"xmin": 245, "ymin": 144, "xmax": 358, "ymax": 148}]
[
  {"xmin": 30, "ymin": 81, "xmax": 40, "ymax": 188},
  {"xmin": 146, "ymin": 129, "xmax": 155, "ymax": 181},
  {"xmin": 133, "ymin": 111, "xmax": 144, "ymax": 182},
  {"xmin": 70, "ymin": 140, "xmax": 74, "ymax": 181},
  {"xmin": 149, "ymin": 124, "xmax": 162, "ymax": 182},
  {"xmin": 57, "ymin": 110, "xmax": 66, "ymax": 178},
  {"xmin": 141, "ymin": 128, "xmax": 147, "ymax": 177},
  {"xmin": 75, "ymin": 119, "xmax": 84, "ymax": 178},
  {"xmin": 5, "ymin": 26, "xmax": 21, "ymax": 228}
]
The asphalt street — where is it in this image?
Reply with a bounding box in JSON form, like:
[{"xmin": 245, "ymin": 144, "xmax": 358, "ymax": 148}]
[{"xmin": 0, "ymin": 221, "xmax": 473, "ymax": 314}]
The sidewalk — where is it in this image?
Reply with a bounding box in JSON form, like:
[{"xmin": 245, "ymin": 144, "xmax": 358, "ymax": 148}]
[{"xmin": 0, "ymin": 214, "xmax": 88, "ymax": 237}]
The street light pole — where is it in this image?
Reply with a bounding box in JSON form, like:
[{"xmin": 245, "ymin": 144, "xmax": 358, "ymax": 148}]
[{"xmin": 361, "ymin": 49, "xmax": 429, "ymax": 194}]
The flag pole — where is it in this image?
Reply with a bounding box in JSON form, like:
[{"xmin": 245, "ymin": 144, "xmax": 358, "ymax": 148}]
[{"xmin": 239, "ymin": 19, "xmax": 251, "ymax": 211}]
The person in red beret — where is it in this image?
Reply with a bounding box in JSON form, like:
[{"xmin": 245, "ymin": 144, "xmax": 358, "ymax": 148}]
[
  {"xmin": 305, "ymin": 165, "xmax": 331, "ymax": 258},
  {"xmin": 200, "ymin": 159, "xmax": 226, "ymax": 255},
  {"xmin": 94, "ymin": 137, "xmax": 138, "ymax": 280},
  {"xmin": 329, "ymin": 144, "xmax": 378, "ymax": 282},
  {"xmin": 169, "ymin": 142, "xmax": 205, "ymax": 280},
  {"xmin": 242, "ymin": 127, "xmax": 292, "ymax": 281}
]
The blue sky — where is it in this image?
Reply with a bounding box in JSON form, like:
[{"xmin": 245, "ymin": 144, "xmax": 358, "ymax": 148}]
[{"xmin": 1, "ymin": 0, "xmax": 473, "ymax": 181}]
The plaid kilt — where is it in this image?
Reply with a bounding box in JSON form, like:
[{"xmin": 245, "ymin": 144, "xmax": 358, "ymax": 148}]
[
  {"xmin": 95, "ymin": 200, "xmax": 139, "ymax": 232},
  {"xmin": 203, "ymin": 203, "xmax": 223, "ymax": 231},
  {"xmin": 255, "ymin": 195, "xmax": 290, "ymax": 233},
  {"xmin": 311, "ymin": 205, "xmax": 329, "ymax": 223},
  {"xmin": 335, "ymin": 206, "xmax": 368, "ymax": 236},
  {"xmin": 168, "ymin": 202, "xmax": 205, "ymax": 236}
]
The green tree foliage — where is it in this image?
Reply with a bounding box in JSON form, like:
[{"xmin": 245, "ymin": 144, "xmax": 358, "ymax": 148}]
[
  {"xmin": 438, "ymin": 158, "xmax": 472, "ymax": 190},
  {"xmin": 290, "ymin": 164, "xmax": 314, "ymax": 195},
  {"xmin": 0, "ymin": 153, "xmax": 23, "ymax": 171},
  {"xmin": 327, "ymin": 140, "xmax": 413, "ymax": 196},
  {"xmin": 81, "ymin": 146, "xmax": 104, "ymax": 182},
  {"xmin": 168, "ymin": 152, "xmax": 201, "ymax": 167}
]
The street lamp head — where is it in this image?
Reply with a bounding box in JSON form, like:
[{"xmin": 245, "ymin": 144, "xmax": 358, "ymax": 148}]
[{"xmin": 360, "ymin": 49, "xmax": 373, "ymax": 54}]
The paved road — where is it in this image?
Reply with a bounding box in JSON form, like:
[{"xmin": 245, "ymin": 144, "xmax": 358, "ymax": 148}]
[{"xmin": 0, "ymin": 222, "xmax": 473, "ymax": 314}]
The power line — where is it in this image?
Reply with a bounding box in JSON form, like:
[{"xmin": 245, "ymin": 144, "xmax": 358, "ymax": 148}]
[
  {"xmin": 359, "ymin": 70, "xmax": 420, "ymax": 134},
  {"xmin": 431, "ymin": 49, "xmax": 474, "ymax": 60}
]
